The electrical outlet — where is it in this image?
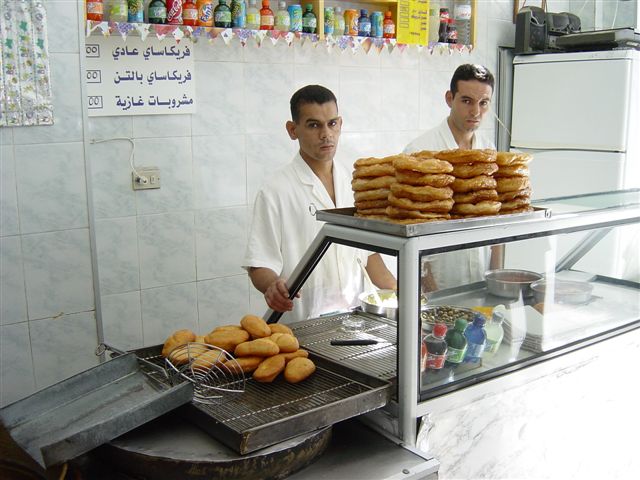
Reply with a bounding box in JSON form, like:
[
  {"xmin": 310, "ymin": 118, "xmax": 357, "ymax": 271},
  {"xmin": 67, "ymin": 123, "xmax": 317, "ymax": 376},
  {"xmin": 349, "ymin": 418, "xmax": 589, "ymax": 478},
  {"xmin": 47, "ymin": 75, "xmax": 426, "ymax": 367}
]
[{"xmin": 132, "ymin": 167, "xmax": 160, "ymax": 190}]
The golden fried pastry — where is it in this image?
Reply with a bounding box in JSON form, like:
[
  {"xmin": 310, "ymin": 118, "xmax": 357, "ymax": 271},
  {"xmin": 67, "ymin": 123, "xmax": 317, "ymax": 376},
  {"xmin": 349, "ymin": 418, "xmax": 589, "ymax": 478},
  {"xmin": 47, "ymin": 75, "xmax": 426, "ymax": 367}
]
[
  {"xmin": 162, "ymin": 329, "xmax": 197, "ymax": 358},
  {"xmin": 234, "ymin": 338, "xmax": 280, "ymax": 357},
  {"xmin": 451, "ymin": 162, "xmax": 499, "ymax": 178},
  {"xmin": 222, "ymin": 356, "xmax": 263, "ymax": 374},
  {"xmin": 394, "ymin": 170, "xmax": 455, "ymax": 187},
  {"xmin": 278, "ymin": 349, "xmax": 309, "ymax": 362},
  {"xmin": 272, "ymin": 333, "xmax": 299, "ymax": 353},
  {"xmin": 496, "ymin": 151, "xmax": 533, "ymax": 166},
  {"xmin": 390, "ymin": 182, "xmax": 453, "ymax": 201},
  {"xmin": 388, "ymin": 194, "xmax": 454, "ymax": 212},
  {"xmin": 499, "ymin": 197, "xmax": 531, "ymax": 211},
  {"xmin": 269, "ymin": 323, "xmax": 294, "ymax": 336},
  {"xmin": 253, "ymin": 355, "xmax": 286, "ymax": 383},
  {"xmin": 386, "ymin": 206, "xmax": 452, "ymax": 219},
  {"xmin": 284, "ymin": 357, "xmax": 316, "ymax": 384},
  {"xmin": 410, "ymin": 150, "xmax": 439, "ymax": 159},
  {"xmin": 435, "ymin": 149, "xmax": 497, "ymax": 164},
  {"xmin": 453, "ymin": 189, "xmax": 498, "ymax": 203},
  {"xmin": 240, "ymin": 314, "xmax": 271, "ymax": 338},
  {"xmin": 204, "ymin": 329, "xmax": 250, "ymax": 353},
  {"xmin": 500, "ymin": 206, "xmax": 534, "ymax": 214},
  {"xmin": 191, "ymin": 349, "xmax": 226, "ymax": 371},
  {"xmin": 354, "ymin": 199, "xmax": 389, "ymax": 210},
  {"xmin": 450, "ymin": 201, "xmax": 501, "ymax": 216},
  {"xmin": 353, "ymin": 155, "xmax": 396, "ymax": 167},
  {"xmin": 494, "ymin": 164, "xmax": 529, "ymax": 177},
  {"xmin": 352, "ymin": 163, "xmax": 396, "ymax": 178},
  {"xmin": 392, "ymin": 156, "xmax": 453, "ymax": 174},
  {"xmin": 351, "ymin": 176, "xmax": 396, "ymax": 191},
  {"xmin": 450, "ymin": 175, "xmax": 497, "ymax": 193},
  {"xmin": 356, "ymin": 207, "xmax": 388, "ymax": 215},
  {"xmin": 497, "ymin": 187, "xmax": 531, "ymax": 202},
  {"xmin": 495, "ymin": 176, "xmax": 530, "ymax": 193},
  {"xmin": 354, "ymin": 188, "xmax": 390, "ymax": 202}
]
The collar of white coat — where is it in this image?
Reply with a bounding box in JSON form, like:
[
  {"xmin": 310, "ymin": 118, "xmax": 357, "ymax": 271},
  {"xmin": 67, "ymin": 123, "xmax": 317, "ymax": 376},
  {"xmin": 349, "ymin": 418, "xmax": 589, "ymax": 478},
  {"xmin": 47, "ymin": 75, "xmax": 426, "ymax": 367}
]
[
  {"xmin": 292, "ymin": 152, "xmax": 348, "ymax": 209},
  {"xmin": 441, "ymin": 117, "xmax": 478, "ymax": 150}
]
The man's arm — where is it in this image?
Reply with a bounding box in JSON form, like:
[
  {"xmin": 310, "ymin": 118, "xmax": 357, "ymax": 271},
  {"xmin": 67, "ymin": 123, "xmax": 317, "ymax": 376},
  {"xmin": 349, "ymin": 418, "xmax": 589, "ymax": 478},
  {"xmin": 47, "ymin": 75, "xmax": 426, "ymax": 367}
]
[
  {"xmin": 248, "ymin": 267, "xmax": 296, "ymax": 313},
  {"xmin": 365, "ymin": 253, "xmax": 398, "ymax": 290}
]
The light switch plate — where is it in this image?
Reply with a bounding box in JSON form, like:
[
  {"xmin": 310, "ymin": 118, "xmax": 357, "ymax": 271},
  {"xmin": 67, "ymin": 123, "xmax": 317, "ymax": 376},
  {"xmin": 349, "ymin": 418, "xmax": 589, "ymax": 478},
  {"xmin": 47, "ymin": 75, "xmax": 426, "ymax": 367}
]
[{"xmin": 132, "ymin": 167, "xmax": 160, "ymax": 190}]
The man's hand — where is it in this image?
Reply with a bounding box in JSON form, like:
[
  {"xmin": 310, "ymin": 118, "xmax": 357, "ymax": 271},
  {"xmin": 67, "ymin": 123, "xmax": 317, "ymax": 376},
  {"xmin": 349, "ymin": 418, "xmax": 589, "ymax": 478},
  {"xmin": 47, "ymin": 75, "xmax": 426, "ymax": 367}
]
[{"xmin": 264, "ymin": 278, "xmax": 295, "ymax": 312}]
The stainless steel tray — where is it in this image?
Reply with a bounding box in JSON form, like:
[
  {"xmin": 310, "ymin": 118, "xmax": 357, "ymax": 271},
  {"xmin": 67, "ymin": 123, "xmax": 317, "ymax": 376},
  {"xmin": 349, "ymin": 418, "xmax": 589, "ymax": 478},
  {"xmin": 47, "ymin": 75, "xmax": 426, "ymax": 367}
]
[
  {"xmin": 0, "ymin": 353, "xmax": 193, "ymax": 468},
  {"xmin": 130, "ymin": 342, "xmax": 392, "ymax": 455},
  {"xmin": 316, "ymin": 207, "xmax": 551, "ymax": 237}
]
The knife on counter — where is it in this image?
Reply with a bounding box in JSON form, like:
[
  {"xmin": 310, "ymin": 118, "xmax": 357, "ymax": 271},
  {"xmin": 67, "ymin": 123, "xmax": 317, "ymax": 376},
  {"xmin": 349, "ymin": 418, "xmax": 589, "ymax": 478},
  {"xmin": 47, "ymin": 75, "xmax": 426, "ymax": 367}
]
[{"xmin": 330, "ymin": 339, "xmax": 379, "ymax": 346}]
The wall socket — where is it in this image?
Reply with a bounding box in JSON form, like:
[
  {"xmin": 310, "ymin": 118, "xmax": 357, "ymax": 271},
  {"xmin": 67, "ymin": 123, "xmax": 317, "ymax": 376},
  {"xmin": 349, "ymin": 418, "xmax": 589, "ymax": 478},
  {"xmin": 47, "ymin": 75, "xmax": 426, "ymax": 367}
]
[{"xmin": 132, "ymin": 167, "xmax": 160, "ymax": 190}]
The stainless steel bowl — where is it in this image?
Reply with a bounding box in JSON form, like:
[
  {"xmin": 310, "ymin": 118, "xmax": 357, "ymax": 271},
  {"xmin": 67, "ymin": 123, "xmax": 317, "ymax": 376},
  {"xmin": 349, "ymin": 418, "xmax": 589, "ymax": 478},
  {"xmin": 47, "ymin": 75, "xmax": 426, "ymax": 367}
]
[
  {"xmin": 359, "ymin": 290, "xmax": 427, "ymax": 320},
  {"xmin": 484, "ymin": 269, "xmax": 543, "ymax": 299},
  {"xmin": 531, "ymin": 279, "xmax": 593, "ymax": 304},
  {"xmin": 420, "ymin": 305, "xmax": 485, "ymax": 333}
]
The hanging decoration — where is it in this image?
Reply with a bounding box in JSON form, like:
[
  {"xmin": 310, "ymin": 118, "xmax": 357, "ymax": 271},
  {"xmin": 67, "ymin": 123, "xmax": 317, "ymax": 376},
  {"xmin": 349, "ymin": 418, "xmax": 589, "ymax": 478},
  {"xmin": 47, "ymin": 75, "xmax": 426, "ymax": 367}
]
[
  {"xmin": 85, "ymin": 21, "xmax": 473, "ymax": 56},
  {"xmin": 1, "ymin": 0, "xmax": 53, "ymax": 127}
]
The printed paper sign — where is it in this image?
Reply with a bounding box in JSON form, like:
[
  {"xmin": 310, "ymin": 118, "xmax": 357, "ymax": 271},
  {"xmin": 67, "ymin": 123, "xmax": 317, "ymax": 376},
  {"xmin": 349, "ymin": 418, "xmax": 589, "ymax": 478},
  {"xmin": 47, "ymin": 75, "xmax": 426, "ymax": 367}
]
[{"xmin": 85, "ymin": 36, "xmax": 195, "ymax": 116}]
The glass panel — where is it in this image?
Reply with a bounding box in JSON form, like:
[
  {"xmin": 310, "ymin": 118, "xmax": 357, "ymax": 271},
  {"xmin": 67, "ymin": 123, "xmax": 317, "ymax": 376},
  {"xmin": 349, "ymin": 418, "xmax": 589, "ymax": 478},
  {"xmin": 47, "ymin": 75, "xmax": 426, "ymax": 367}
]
[
  {"xmin": 418, "ymin": 222, "xmax": 640, "ymax": 397},
  {"xmin": 533, "ymin": 189, "xmax": 640, "ymax": 215}
]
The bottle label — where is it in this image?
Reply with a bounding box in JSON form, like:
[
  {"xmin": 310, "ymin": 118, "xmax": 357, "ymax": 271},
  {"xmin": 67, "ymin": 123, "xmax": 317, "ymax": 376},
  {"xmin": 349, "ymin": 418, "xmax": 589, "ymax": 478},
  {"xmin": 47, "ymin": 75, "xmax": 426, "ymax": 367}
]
[
  {"xmin": 383, "ymin": 24, "xmax": 395, "ymax": 35},
  {"xmin": 261, "ymin": 14, "xmax": 274, "ymax": 26},
  {"xmin": 183, "ymin": 8, "xmax": 198, "ymax": 22},
  {"xmin": 167, "ymin": 0, "xmax": 183, "ymax": 24},
  {"xmin": 276, "ymin": 11, "xmax": 290, "ymax": 28},
  {"xmin": 198, "ymin": 2, "xmax": 213, "ymax": 23},
  {"xmin": 425, "ymin": 352, "xmax": 446, "ymax": 370},
  {"xmin": 464, "ymin": 342, "xmax": 485, "ymax": 362},
  {"xmin": 149, "ymin": 6, "xmax": 167, "ymax": 20},
  {"xmin": 303, "ymin": 17, "xmax": 317, "ymax": 29},
  {"xmin": 454, "ymin": 4, "xmax": 472, "ymax": 20},
  {"xmin": 359, "ymin": 22, "xmax": 371, "ymax": 35},
  {"xmin": 446, "ymin": 345, "xmax": 466, "ymax": 364},
  {"xmin": 215, "ymin": 10, "xmax": 231, "ymax": 23},
  {"xmin": 87, "ymin": 2, "xmax": 103, "ymax": 15},
  {"xmin": 232, "ymin": 2, "xmax": 246, "ymax": 27}
]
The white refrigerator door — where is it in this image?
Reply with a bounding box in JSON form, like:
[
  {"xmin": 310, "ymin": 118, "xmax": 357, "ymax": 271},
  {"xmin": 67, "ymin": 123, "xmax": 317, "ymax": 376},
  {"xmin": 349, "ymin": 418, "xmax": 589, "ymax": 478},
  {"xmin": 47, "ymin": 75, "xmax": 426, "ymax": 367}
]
[
  {"xmin": 525, "ymin": 149, "xmax": 628, "ymax": 199},
  {"xmin": 510, "ymin": 55, "xmax": 633, "ymax": 151}
]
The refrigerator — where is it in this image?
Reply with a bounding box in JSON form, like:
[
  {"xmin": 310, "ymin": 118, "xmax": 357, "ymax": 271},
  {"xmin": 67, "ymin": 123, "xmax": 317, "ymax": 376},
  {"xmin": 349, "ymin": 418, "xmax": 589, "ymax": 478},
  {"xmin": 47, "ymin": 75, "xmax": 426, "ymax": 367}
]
[{"xmin": 505, "ymin": 49, "xmax": 640, "ymax": 280}]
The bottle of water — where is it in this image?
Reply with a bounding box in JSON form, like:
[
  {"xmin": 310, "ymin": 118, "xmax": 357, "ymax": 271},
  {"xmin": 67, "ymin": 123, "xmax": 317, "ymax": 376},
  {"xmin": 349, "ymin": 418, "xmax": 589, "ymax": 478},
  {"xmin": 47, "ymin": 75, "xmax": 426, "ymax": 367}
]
[
  {"xmin": 484, "ymin": 311, "xmax": 505, "ymax": 356},
  {"xmin": 275, "ymin": 0, "xmax": 290, "ymax": 31},
  {"xmin": 246, "ymin": 0, "xmax": 260, "ymax": 29},
  {"xmin": 109, "ymin": 0, "xmax": 128, "ymax": 22},
  {"xmin": 453, "ymin": 0, "xmax": 472, "ymax": 45},
  {"xmin": 333, "ymin": 6, "xmax": 345, "ymax": 35},
  {"xmin": 463, "ymin": 314, "xmax": 486, "ymax": 363}
]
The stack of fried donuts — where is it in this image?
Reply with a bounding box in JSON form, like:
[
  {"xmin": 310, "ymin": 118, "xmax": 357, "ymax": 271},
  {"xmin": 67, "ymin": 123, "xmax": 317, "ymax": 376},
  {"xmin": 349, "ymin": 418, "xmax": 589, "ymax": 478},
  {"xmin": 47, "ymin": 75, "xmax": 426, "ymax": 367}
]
[
  {"xmin": 351, "ymin": 155, "xmax": 396, "ymax": 218},
  {"xmin": 383, "ymin": 151, "xmax": 454, "ymax": 224},
  {"xmin": 435, "ymin": 149, "xmax": 501, "ymax": 218},
  {"xmin": 495, "ymin": 152, "xmax": 533, "ymax": 214}
]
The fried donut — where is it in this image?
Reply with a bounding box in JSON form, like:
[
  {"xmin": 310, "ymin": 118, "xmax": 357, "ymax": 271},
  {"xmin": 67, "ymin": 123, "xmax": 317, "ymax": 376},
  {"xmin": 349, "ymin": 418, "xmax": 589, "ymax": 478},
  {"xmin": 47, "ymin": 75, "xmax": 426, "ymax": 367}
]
[
  {"xmin": 453, "ymin": 189, "xmax": 498, "ymax": 203},
  {"xmin": 352, "ymin": 163, "xmax": 396, "ymax": 178},
  {"xmin": 451, "ymin": 162, "xmax": 499, "ymax": 178},
  {"xmin": 351, "ymin": 176, "xmax": 395, "ymax": 191},
  {"xmin": 451, "ymin": 201, "xmax": 501, "ymax": 216},
  {"xmin": 354, "ymin": 188, "xmax": 389, "ymax": 201},
  {"xmin": 395, "ymin": 170, "xmax": 455, "ymax": 187},
  {"xmin": 496, "ymin": 176, "xmax": 530, "ymax": 193},
  {"xmin": 388, "ymin": 194, "xmax": 454, "ymax": 212},
  {"xmin": 353, "ymin": 155, "xmax": 394, "ymax": 168},
  {"xmin": 497, "ymin": 187, "xmax": 531, "ymax": 202},
  {"xmin": 390, "ymin": 182, "xmax": 453, "ymax": 201},
  {"xmin": 499, "ymin": 197, "xmax": 531, "ymax": 211},
  {"xmin": 495, "ymin": 164, "xmax": 529, "ymax": 177},
  {"xmin": 354, "ymin": 199, "xmax": 389, "ymax": 210},
  {"xmin": 387, "ymin": 216, "xmax": 449, "ymax": 224},
  {"xmin": 410, "ymin": 150, "xmax": 439, "ymax": 159},
  {"xmin": 392, "ymin": 156, "xmax": 453, "ymax": 174},
  {"xmin": 496, "ymin": 151, "xmax": 533, "ymax": 166},
  {"xmin": 387, "ymin": 205, "xmax": 448, "ymax": 220},
  {"xmin": 354, "ymin": 213, "xmax": 390, "ymax": 221},
  {"xmin": 435, "ymin": 149, "xmax": 497, "ymax": 164},
  {"xmin": 500, "ymin": 206, "xmax": 534, "ymax": 214},
  {"xmin": 450, "ymin": 175, "xmax": 497, "ymax": 193},
  {"xmin": 356, "ymin": 207, "xmax": 388, "ymax": 215}
]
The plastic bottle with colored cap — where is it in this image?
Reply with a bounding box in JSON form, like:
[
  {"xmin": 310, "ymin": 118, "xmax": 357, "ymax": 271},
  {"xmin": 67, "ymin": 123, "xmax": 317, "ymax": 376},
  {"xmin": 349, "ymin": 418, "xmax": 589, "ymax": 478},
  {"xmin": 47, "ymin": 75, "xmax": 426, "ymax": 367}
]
[
  {"xmin": 463, "ymin": 315, "xmax": 486, "ymax": 363},
  {"xmin": 445, "ymin": 318, "xmax": 468, "ymax": 364},
  {"xmin": 422, "ymin": 323, "xmax": 448, "ymax": 371}
]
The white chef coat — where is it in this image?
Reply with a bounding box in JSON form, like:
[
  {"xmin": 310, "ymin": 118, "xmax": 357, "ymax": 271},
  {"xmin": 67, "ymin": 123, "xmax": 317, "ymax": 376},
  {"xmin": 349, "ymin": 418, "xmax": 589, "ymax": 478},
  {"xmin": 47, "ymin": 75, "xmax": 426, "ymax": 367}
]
[
  {"xmin": 405, "ymin": 119, "xmax": 496, "ymax": 291},
  {"xmin": 243, "ymin": 153, "xmax": 368, "ymax": 323}
]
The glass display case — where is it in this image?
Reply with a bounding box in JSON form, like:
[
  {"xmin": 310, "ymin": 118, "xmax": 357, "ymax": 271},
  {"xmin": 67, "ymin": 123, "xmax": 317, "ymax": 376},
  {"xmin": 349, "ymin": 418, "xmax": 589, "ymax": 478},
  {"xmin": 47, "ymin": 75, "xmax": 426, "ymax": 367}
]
[{"xmin": 267, "ymin": 189, "xmax": 640, "ymax": 450}]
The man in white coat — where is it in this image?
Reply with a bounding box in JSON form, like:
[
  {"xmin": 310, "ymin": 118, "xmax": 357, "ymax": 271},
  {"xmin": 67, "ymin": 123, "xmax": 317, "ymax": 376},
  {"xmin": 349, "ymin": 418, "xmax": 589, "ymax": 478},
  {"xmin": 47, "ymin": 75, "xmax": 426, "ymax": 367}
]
[
  {"xmin": 243, "ymin": 85, "xmax": 396, "ymax": 323},
  {"xmin": 404, "ymin": 64, "xmax": 502, "ymax": 291}
]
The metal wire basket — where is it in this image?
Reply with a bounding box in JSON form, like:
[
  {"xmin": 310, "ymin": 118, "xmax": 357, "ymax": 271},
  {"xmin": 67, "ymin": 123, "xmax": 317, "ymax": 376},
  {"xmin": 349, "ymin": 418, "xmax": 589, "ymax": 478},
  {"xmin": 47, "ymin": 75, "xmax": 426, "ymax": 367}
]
[{"xmin": 164, "ymin": 342, "xmax": 246, "ymax": 405}]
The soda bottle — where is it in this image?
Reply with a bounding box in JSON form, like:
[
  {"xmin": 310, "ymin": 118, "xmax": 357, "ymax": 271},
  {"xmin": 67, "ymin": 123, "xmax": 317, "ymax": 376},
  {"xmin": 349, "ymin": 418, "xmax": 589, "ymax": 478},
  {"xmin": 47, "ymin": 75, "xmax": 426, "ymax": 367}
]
[
  {"xmin": 422, "ymin": 323, "xmax": 448, "ymax": 371},
  {"xmin": 357, "ymin": 9, "xmax": 370, "ymax": 37},
  {"xmin": 275, "ymin": 0, "xmax": 290, "ymax": 32},
  {"xmin": 214, "ymin": 0, "xmax": 232, "ymax": 27},
  {"xmin": 108, "ymin": 0, "xmax": 128, "ymax": 22},
  {"xmin": 382, "ymin": 10, "xmax": 395, "ymax": 39},
  {"xmin": 370, "ymin": 11, "xmax": 383, "ymax": 38},
  {"xmin": 438, "ymin": 7, "xmax": 449, "ymax": 43},
  {"xmin": 453, "ymin": 0, "xmax": 472, "ymax": 45},
  {"xmin": 288, "ymin": 3, "xmax": 302, "ymax": 32},
  {"xmin": 260, "ymin": 0, "xmax": 274, "ymax": 30},
  {"xmin": 231, "ymin": 0, "xmax": 246, "ymax": 28},
  {"xmin": 196, "ymin": 0, "xmax": 214, "ymax": 26},
  {"xmin": 444, "ymin": 318, "xmax": 468, "ymax": 364},
  {"xmin": 301, "ymin": 4, "xmax": 316, "ymax": 34},
  {"xmin": 324, "ymin": 7, "xmax": 334, "ymax": 36},
  {"xmin": 127, "ymin": 0, "xmax": 144, "ymax": 22},
  {"xmin": 246, "ymin": 0, "xmax": 260, "ymax": 29},
  {"xmin": 447, "ymin": 19, "xmax": 458, "ymax": 43},
  {"xmin": 166, "ymin": 0, "xmax": 183, "ymax": 24},
  {"xmin": 148, "ymin": 0, "xmax": 167, "ymax": 24},
  {"xmin": 183, "ymin": 0, "xmax": 199, "ymax": 26},
  {"xmin": 463, "ymin": 315, "xmax": 486, "ymax": 363},
  {"xmin": 86, "ymin": 0, "xmax": 104, "ymax": 21},
  {"xmin": 484, "ymin": 311, "xmax": 505, "ymax": 356},
  {"xmin": 333, "ymin": 6, "xmax": 345, "ymax": 36}
]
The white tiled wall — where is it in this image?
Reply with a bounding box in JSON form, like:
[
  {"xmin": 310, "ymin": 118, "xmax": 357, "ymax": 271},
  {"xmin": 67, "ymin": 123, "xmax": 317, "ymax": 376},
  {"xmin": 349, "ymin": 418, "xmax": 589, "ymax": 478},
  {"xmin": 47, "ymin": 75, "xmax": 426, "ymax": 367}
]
[{"xmin": 0, "ymin": 0, "xmax": 516, "ymax": 406}]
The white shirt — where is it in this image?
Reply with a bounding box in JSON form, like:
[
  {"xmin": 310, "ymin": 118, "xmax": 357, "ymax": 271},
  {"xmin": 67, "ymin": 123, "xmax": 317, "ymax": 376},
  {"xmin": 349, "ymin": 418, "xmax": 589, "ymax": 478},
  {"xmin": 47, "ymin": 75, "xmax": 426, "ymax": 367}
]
[
  {"xmin": 243, "ymin": 153, "xmax": 367, "ymax": 323},
  {"xmin": 405, "ymin": 119, "xmax": 496, "ymax": 291}
]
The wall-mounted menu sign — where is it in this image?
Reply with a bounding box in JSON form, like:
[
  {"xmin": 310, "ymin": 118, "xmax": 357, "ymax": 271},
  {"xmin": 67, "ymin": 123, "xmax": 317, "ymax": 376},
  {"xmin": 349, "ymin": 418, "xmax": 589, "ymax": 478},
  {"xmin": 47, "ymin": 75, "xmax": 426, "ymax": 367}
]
[
  {"xmin": 397, "ymin": 0, "xmax": 428, "ymax": 46},
  {"xmin": 84, "ymin": 36, "xmax": 195, "ymax": 117}
]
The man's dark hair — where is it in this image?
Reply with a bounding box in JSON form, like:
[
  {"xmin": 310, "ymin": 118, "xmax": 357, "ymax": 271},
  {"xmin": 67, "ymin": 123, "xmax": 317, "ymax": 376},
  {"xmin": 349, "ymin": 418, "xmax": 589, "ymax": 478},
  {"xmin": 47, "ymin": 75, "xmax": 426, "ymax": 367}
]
[
  {"xmin": 290, "ymin": 85, "xmax": 338, "ymax": 122},
  {"xmin": 450, "ymin": 64, "xmax": 495, "ymax": 96}
]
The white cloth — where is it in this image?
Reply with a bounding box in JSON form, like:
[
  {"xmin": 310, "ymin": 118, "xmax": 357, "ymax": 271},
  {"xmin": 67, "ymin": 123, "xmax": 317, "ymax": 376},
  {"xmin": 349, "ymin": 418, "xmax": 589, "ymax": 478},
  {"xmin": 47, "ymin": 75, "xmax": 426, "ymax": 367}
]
[
  {"xmin": 243, "ymin": 153, "xmax": 367, "ymax": 323},
  {"xmin": 405, "ymin": 119, "xmax": 496, "ymax": 290}
]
